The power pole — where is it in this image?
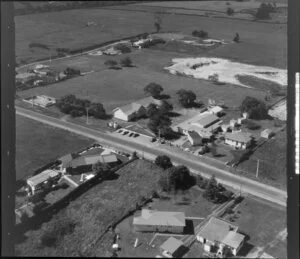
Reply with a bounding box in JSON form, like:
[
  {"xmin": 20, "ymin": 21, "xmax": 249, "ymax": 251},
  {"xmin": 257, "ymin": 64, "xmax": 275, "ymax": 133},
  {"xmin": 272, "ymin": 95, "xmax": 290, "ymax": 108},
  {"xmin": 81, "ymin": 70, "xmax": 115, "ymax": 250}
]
[{"xmin": 256, "ymin": 159, "xmax": 260, "ymax": 178}]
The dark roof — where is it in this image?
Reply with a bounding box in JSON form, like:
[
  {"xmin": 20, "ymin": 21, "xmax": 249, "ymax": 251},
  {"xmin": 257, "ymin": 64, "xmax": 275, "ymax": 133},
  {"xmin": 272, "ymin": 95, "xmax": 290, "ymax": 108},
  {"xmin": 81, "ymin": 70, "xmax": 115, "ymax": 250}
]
[
  {"xmin": 192, "ymin": 114, "xmax": 220, "ymax": 128},
  {"xmin": 59, "ymin": 153, "xmax": 73, "ymax": 168},
  {"xmin": 187, "ymin": 131, "xmax": 202, "ymax": 141}
]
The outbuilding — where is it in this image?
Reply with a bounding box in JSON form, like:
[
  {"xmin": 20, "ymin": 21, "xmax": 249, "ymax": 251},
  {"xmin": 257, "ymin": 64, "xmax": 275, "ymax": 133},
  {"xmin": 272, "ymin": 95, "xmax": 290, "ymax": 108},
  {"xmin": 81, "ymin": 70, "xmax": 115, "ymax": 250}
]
[
  {"xmin": 187, "ymin": 131, "xmax": 202, "ymax": 146},
  {"xmin": 160, "ymin": 237, "xmax": 185, "ymax": 258},
  {"xmin": 261, "ymin": 129, "xmax": 275, "ymax": 139}
]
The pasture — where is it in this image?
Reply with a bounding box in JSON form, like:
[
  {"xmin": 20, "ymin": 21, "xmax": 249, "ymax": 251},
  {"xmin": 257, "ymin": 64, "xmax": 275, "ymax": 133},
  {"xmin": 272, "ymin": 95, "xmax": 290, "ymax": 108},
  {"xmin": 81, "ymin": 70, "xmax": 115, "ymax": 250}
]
[
  {"xmin": 15, "ymin": 6, "xmax": 286, "ymax": 67},
  {"xmin": 16, "ymin": 115, "xmax": 94, "ymax": 180}
]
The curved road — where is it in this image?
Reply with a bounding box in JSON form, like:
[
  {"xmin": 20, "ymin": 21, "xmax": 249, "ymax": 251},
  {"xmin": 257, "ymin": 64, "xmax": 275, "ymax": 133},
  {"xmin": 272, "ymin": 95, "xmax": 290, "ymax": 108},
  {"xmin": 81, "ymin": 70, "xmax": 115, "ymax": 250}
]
[{"xmin": 16, "ymin": 106, "xmax": 287, "ymax": 207}]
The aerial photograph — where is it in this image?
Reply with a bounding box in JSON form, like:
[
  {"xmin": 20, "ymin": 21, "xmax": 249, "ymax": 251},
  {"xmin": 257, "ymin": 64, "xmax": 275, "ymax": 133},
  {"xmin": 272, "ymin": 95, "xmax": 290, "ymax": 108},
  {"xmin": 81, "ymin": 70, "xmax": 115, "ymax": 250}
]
[{"xmin": 14, "ymin": 1, "xmax": 287, "ymax": 258}]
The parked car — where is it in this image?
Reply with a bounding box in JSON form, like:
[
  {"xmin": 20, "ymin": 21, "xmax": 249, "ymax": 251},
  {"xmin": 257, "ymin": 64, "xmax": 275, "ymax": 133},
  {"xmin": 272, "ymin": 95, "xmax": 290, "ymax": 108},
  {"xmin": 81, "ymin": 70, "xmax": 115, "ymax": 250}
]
[
  {"xmin": 123, "ymin": 131, "xmax": 129, "ymax": 135},
  {"xmin": 151, "ymin": 137, "xmax": 157, "ymax": 142},
  {"xmin": 133, "ymin": 133, "xmax": 139, "ymax": 138},
  {"xmin": 129, "ymin": 133, "xmax": 134, "ymax": 137},
  {"xmin": 117, "ymin": 130, "xmax": 123, "ymax": 133}
]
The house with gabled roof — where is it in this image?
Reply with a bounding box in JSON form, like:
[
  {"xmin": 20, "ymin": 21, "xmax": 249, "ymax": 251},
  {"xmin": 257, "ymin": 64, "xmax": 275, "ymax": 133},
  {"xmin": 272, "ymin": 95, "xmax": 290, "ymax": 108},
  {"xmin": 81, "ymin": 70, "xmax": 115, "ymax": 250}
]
[
  {"xmin": 113, "ymin": 96, "xmax": 162, "ymax": 121},
  {"xmin": 133, "ymin": 209, "xmax": 186, "ymax": 233},
  {"xmin": 196, "ymin": 217, "xmax": 245, "ymax": 257},
  {"xmin": 224, "ymin": 132, "xmax": 253, "ymax": 149}
]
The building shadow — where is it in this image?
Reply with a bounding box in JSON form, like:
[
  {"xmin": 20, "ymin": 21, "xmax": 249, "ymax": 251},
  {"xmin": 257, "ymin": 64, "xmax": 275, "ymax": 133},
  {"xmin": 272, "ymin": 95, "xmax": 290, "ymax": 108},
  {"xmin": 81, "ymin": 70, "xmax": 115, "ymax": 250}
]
[
  {"xmin": 183, "ymin": 219, "xmax": 194, "ymax": 235},
  {"xmin": 238, "ymin": 242, "xmax": 255, "ymax": 257}
]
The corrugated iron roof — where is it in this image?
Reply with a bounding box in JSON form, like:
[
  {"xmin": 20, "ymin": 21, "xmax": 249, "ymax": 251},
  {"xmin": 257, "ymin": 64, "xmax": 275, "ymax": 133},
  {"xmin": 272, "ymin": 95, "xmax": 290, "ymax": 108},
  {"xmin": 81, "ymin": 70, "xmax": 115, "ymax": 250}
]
[{"xmin": 160, "ymin": 237, "xmax": 184, "ymax": 254}]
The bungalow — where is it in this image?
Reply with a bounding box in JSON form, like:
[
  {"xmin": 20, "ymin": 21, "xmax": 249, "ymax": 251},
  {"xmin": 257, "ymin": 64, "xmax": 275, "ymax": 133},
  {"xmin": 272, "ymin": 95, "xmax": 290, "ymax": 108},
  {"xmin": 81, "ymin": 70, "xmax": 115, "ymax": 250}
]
[
  {"xmin": 187, "ymin": 131, "xmax": 202, "ymax": 146},
  {"xmin": 160, "ymin": 237, "xmax": 186, "ymax": 258},
  {"xmin": 67, "ymin": 154, "xmax": 118, "ymax": 174},
  {"xmin": 113, "ymin": 97, "xmax": 162, "ymax": 121},
  {"xmin": 27, "ymin": 169, "xmax": 61, "ymax": 195},
  {"xmin": 133, "ymin": 209, "xmax": 186, "ymax": 233},
  {"xmin": 261, "ymin": 129, "xmax": 275, "ymax": 139},
  {"xmin": 196, "ymin": 217, "xmax": 245, "ymax": 257},
  {"xmin": 224, "ymin": 132, "xmax": 253, "ymax": 149}
]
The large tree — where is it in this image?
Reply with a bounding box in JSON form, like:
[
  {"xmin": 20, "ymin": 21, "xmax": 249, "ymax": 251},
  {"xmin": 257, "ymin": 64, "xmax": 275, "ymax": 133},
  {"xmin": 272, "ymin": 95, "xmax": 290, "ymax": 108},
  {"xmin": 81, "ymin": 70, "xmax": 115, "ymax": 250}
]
[
  {"xmin": 159, "ymin": 100, "xmax": 173, "ymax": 114},
  {"xmin": 89, "ymin": 103, "xmax": 106, "ymax": 119},
  {"xmin": 147, "ymin": 113, "xmax": 171, "ymax": 136},
  {"xmin": 144, "ymin": 83, "xmax": 164, "ymax": 98},
  {"xmin": 240, "ymin": 96, "xmax": 268, "ymax": 120},
  {"xmin": 155, "ymin": 155, "xmax": 173, "ymax": 170},
  {"xmin": 176, "ymin": 89, "xmax": 197, "ymax": 108},
  {"xmin": 146, "ymin": 103, "xmax": 159, "ymax": 118}
]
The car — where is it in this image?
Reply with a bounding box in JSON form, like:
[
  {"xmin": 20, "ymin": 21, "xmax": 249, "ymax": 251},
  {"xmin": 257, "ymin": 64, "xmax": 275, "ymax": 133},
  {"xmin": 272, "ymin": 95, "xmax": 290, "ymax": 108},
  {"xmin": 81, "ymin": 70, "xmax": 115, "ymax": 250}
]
[
  {"xmin": 129, "ymin": 133, "xmax": 134, "ymax": 137},
  {"xmin": 123, "ymin": 131, "xmax": 129, "ymax": 135},
  {"xmin": 117, "ymin": 129, "xmax": 123, "ymax": 133},
  {"xmin": 151, "ymin": 137, "xmax": 157, "ymax": 142},
  {"xmin": 133, "ymin": 133, "xmax": 139, "ymax": 138}
]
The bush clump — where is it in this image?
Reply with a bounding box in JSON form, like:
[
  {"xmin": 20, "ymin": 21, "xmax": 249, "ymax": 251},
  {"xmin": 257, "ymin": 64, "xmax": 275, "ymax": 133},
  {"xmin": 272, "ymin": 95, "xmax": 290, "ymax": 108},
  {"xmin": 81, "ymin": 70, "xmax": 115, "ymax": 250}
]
[
  {"xmin": 227, "ymin": 7, "xmax": 234, "ymax": 16},
  {"xmin": 192, "ymin": 30, "xmax": 208, "ymax": 38}
]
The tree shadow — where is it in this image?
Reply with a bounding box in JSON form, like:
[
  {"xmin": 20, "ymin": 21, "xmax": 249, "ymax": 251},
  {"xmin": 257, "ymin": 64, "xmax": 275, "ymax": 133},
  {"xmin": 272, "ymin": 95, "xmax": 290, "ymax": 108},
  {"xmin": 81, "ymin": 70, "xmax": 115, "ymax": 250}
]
[
  {"xmin": 110, "ymin": 67, "xmax": 122, "ymax": 70},
  {"xmin": 238, "ymin": 242, "xmax": 255, "ymax": 257},
  {"xmin": 156, "ymin": 94, "xmax": 170, "ymax": 100},
  {"xmin": 167, "ymin": 111, "xmax": 181, "ymax": 117}
]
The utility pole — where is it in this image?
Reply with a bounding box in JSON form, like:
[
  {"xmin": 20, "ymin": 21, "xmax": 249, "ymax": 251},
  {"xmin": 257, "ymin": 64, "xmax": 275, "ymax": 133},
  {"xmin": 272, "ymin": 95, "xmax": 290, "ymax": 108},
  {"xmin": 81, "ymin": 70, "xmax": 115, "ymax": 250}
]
[{"xmin": 256, "ymin": 159, "xmax": 260, "ymax": 178}]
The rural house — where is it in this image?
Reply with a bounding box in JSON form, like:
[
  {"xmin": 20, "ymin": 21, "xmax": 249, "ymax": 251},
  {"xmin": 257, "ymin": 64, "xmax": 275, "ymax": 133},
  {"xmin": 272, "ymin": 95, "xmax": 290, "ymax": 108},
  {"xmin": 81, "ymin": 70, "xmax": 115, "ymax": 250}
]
[
  {"xmin": 196, "ymin": 217, "xmax": 245, "ymax": 257},
  {"xmin": 261, "ymin": 129, "xmax": 275, "ymax": 139},
  {"xmin": 113, "ymin": 96, "xmax": 162, "ymax": 121},
  {"xmin": 208, "ymin": 106, "xmax": 224, "ymax": 116},
  {"xmin": 224, "ymin": 132, "xmax": 252, "ymax": 149},
  {"xmin": 133, "ymin": 209, "xmax": 186, "ymax": 233},
  {"xmin": 187, "ymin": 131, "xmax": 203, "ymax": 146},
  {"xmin": 160, "ymin": 237, "xmax": 186, "ymax": 258},
  {"xmin": 27, "ymin": 169, "xmax": 61, "ymax": 195}
]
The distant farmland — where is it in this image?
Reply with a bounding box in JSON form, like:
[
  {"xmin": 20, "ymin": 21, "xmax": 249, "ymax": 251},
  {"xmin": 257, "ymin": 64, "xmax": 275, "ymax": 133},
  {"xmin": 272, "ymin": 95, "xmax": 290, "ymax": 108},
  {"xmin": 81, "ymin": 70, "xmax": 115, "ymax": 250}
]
[
  {"xmin": 16, "ymin": 115, "xmax": 94, "ymax": 180},
  {"xmin": 15, "ymin": 7, "xmax": 286, "ymax": 68}
]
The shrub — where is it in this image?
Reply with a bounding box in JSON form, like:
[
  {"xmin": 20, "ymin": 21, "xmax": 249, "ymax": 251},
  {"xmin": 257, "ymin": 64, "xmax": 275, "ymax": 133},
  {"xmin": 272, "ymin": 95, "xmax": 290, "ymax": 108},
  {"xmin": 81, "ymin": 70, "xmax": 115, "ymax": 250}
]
[
  {"xmin": 192, "ymin": 30, "xmax": 208, "ymax": 38},
  {"xmin": 155, "ymin": 155, "xmax": 173, "ymax": 170},
  {"xmin": 245, "ymin": 120, "xmax": 261, "ymax": 130},
  {"xmin": 114, "ymin": 44, "xmax": 131, "ymax": 54},
  {"xmin": 120, "ymin": 57, "xmax": 132, "ymax": 67},
  {"xmin": 28, "ymin": 42, "xmax": 49, "ymax": 50},
  {"xmin": 208, "ymin": 73, "xmax": 219, "ymax": 83},
  {"xmin": 255, "ymin": 4, "xmax": 271, "ymax": 19},
  {"xmin": 104, "ymin": 60, "xmax": 118, "ymax": 69},
  {"xmin": 240, "ymin": 96, "xmax": 268, "ymax": 120},
  {"xmin": 227, "ymin": 7, "xmax": 234, "ymax": 16}
]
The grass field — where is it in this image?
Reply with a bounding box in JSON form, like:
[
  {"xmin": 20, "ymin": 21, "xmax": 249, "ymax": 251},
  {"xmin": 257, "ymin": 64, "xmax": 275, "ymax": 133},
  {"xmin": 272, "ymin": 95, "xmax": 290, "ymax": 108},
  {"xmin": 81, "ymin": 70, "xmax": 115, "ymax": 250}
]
[
  {"xmin": 16, "ymin": 115, "xmax": 94, "ymax": 180},
  {"xmin": 15, "ymin": 159, "xmax": 165, "ymax": 256},
  {"xmin": 15, "ymin": 6, "xmax": 286, "ymax": 67},
  {"xmin": 238, "ymin": 127, "xmax": 286, "ymax": 189},
  {"xmin": 223, "ymin": 197, "xmax": 286, "ymax": 258}
]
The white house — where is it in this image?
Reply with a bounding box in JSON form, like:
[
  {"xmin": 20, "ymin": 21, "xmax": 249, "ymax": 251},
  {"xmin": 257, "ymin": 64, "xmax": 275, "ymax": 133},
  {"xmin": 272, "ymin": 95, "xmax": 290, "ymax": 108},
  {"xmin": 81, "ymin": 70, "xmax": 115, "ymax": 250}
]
[
  {"xmin": 209, "ymin": 106, "xmax": 224, "ymax": 116},
  {"xmin": 197, "ymin": 217, "xmax": 245, "ymax": 257},
  {"xmin": 224, "ymin": 132, "xmax": 252, "ymax": 149}
]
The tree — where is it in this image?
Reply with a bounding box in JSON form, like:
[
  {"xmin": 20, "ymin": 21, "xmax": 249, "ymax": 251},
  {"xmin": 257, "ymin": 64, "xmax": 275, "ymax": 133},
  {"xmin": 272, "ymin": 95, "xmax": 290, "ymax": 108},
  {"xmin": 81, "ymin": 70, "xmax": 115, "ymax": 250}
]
[
  {"xmin": 233, "ymin": 32, "xmax": 240, "ymax": 43},
  {"xmin": 176, "ymin": 89, "xmax": 197, "ymax": 108},
  {"xmin": 159, "ymin": 100, "xmax": 173, "ymax": 114},
  {"xmin": 64, "ymin": 67, "xmax": 80, "ymax": 76},
  {"xmin": 192, "ymin": 30, "xmax": 208, "ymax": 38},
  {"xmin": 203, "ymin": 175, "xmax": 218, "ymax": 202},
  {"xmin": 227, "ymin": 7, "xmax": 234, "ymax": 16},
  {"xmin": 120, "ymin": 57, "xmax": 132, "ymax": 67},
  {"xmin": 89, "ymin": 102, "xmax": 106, "ymax": 119},
  {"xmin": 104, "ymin": 60, "xmax": 118, "ymax": 69},
  {"xmin": 144, "ymin": 83, "xmax": 164, "ymax": 98},
  {"xmin": 154, "ymin": 13, "xmax": 163, "ymax": 33},
  {"xmin": 147, "ymin": 103, "xmax": 159, "ymax": 118},
  {"xmin": 169, "ymin": 165, "xmax": 192, "ymax": 190},
  {"xmin": 147, "ymin": 114, "xmax": 172, "ymax": 136},
  {"xmin": 155, "ymin": 155, "xmax": 173, "ymax": 170},
  {"xmin": 240, "ymin": 96, "xmax": 268, "ymax": 120}
]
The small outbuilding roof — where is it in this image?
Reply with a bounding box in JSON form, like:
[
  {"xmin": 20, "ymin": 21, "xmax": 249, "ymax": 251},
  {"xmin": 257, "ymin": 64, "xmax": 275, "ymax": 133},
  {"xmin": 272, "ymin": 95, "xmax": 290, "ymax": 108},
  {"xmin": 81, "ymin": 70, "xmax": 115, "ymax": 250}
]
[
  {"xmin": 160, "ymin": 237, "xmax": 184, "ymax": 254},
  {"xmin": 209, "ymin": 106, "xmax": 223, "ymax": 114},
  {"xmin": 191, "ymin": 114, "xmax": 220, "ymax": 128}
]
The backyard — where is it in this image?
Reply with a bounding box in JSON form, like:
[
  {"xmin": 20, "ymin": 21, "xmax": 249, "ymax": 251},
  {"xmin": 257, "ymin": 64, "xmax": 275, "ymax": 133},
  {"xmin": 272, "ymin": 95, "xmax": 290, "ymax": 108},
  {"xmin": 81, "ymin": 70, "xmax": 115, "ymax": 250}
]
[{"xmin": 15, "ymin": 159, "xmax": 165, "ymax": 257}]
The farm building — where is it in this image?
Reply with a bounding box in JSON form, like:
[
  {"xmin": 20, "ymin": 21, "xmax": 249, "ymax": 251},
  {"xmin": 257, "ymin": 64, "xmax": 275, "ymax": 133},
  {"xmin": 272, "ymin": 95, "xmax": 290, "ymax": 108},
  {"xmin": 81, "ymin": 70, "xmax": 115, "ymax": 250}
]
[
  {"xmin": 196, "ymin": 217, "xmax": 245, "ymax": 257},
  {"xmin": 133, "ymin": 209, "xmax": 186, "ymax": 233},
  {"xmin": 113, "ymin": 96, "xmax": 162, "ymax": 121},
  {"xmin": 175, "ymin": 112, "xmax": 222, "ymax": 138},
  {"xmin": 160, "ymin": 237, "xmax": 186, "ymax": 258},
  {"xmin": 187, "ymin": 131, "xmax": 202, "ymax": 146},
  {"xmin": 16, "ymin": 72, "xmax": 36, "ymax": 83},
  {"xmin": 22, "ymin": 95, "xmax": 56, "ymax": 108},
  {"xmin": 224, "ymin": 132, "xmax": 253, "ymax": 149},
  {"xmin": 261, "ymin": 129, "xmax": 275, "ymax": 139},
  {"xmin": 27, "ymin": 169, "xmax": 61, "ymax": 195},
  {"xmin": 208, "ymin": 106, "xmax": 224, "ymax": 116}
]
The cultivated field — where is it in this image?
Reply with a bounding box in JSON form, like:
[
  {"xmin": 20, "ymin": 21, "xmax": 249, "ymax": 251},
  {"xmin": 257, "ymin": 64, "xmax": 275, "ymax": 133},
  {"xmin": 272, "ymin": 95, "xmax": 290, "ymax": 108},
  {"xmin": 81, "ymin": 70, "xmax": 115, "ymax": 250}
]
[
  {"xmin": 16, "ymin": 115, "xmax": 94, "ymax": 180},
  {"xmin": 15, "ymin": 159, "xmax": 165, "ymax": 257}
]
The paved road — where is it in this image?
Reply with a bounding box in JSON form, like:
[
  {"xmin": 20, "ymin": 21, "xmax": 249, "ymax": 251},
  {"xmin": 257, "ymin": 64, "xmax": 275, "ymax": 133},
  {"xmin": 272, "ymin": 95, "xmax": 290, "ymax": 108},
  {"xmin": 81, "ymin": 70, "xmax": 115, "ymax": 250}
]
[{"xmin": 16, "ymin": 106, "xmax": 287, "ymax": 207}]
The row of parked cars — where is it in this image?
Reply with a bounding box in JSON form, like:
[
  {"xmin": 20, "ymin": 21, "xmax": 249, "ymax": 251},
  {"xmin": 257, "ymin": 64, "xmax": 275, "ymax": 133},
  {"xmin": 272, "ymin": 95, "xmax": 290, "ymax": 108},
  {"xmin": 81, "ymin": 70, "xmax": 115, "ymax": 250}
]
[{"xmin": 117, "ymin": 129, "xmax": 140, "ymax": 138}]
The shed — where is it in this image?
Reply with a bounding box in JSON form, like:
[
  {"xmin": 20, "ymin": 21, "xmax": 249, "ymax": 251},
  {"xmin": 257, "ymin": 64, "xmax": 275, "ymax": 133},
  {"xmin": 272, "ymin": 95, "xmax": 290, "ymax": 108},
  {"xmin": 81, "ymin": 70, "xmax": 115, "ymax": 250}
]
[
  {"xmin": 209, "ymin": 106, "xmax": 224, "ymax": 116},
  {"xmin": 261, "ymin": 129, "xmax": 275, "ymax": 139},
  {"xmin": 160, "ymin": 237, "xmax": 185, "ymax": 258}
]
